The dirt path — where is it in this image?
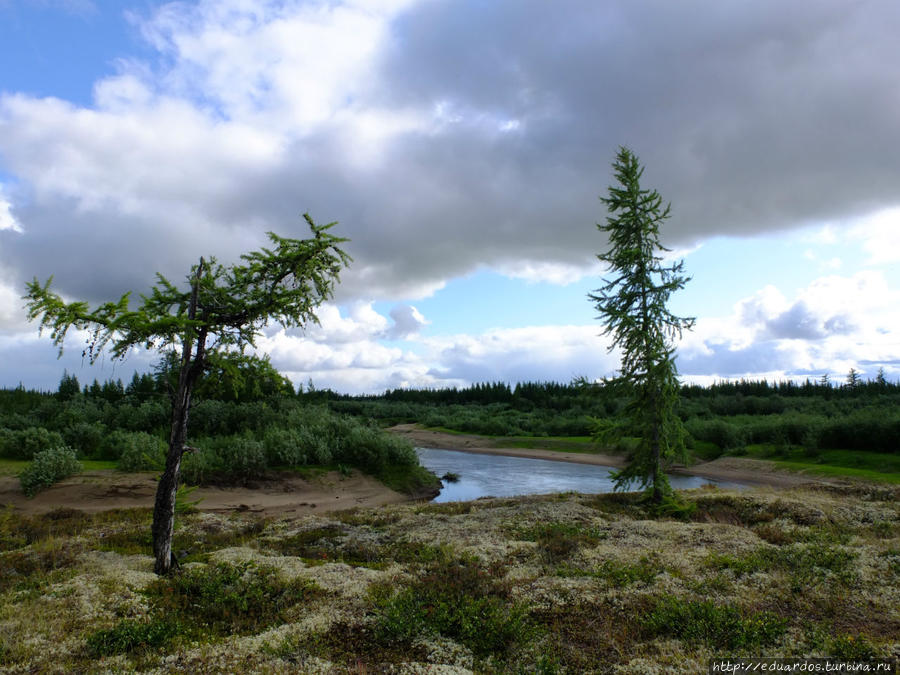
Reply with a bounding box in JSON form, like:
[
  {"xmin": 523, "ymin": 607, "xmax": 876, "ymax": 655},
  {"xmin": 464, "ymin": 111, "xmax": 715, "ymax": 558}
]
[
  {"xmin": 388, "ymin": 424, "xmax": 823, "ymax": 489},
  {"xmin": 0, "ymin": 469, "xmax": 409, "ymax": 517}
]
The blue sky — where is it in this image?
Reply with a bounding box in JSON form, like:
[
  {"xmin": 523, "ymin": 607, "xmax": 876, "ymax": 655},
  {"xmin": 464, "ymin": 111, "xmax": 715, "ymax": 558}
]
[{"xmin": 1, "ymin": 0, "xmax": 899, "ymax": 393}]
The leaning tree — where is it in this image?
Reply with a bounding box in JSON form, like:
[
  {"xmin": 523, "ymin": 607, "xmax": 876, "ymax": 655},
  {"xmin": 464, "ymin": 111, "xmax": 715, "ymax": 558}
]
[
  {"xmin": 25, "ymin": 214, "xmax": 350, "ymax": 574},
  {"xmin": 589, "ymin": 147, "xmax": 694, "ymax": 503}
]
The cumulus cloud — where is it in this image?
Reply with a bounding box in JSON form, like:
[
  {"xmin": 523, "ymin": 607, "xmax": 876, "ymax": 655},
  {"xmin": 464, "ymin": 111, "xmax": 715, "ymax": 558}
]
[
  {"xmin": 2, "ymin": 0, "xmax": 900, "ymax": 308},
  {"xmin": 677, "ymin": 271, "xmax": 900, "ymax": 382},
  {"xmin": 3, "ymin": 0, "xmax": 900, "ymax": 390},
  {"xmin": 850, "ymin": 207, "xmax": 900, "ymax": 266},
  {"xmin": 0, "ymin": 189, "xmax": 20, "ymax": 232},
  {"xmin": 387, "ymin": 304, "xmax": 427, "ymax": 339}
]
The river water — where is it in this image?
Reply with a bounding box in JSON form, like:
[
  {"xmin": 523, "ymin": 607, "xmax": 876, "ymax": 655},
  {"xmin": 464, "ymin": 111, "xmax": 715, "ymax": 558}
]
[{"xmin": 416, "ymin": 447, "xmax": 745, "ymax": 503}]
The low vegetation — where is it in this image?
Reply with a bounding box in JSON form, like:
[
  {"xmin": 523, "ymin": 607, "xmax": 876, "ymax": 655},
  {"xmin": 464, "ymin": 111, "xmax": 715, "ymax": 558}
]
[
  {"xmin": 1, "ymin": 484, "xmax": 897, "ymax": 672},
  {"xmin": 0, "ymin": 380, "xmax": 436, "ymax": 498},
  {"xmin": 18, "ymin": 446, "xmax": 82, "ymax": 497}
]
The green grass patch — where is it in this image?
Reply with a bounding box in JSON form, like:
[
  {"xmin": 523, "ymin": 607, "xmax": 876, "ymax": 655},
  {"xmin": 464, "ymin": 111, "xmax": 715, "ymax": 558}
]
[
  {"xmin": 641, "ymin": 594, "xmax": 787, "ymax": 650},
  {"xmin": 690, "ymin": 440, "xmax": 723, "ymax": 461},
  {"xmin": 374, "ymin": 462, "xmax": 441, "ymax": 497},
  {"xmin": 495, "ymin": 436, "xmax": 598, "ymax": 453},
  {"xmin": 704, "ymin": 541, "xmax": 857, "ymax": 585},
  {"xmin": 79, "ymin": 460, "xmax": 119, "ymax": 471},
  {"xmin": 558, "ymin": 554, "xmax": 664, "ymax": 588},
  {"xmin": 85, "ymin": 560, "xmax": 321, "ymax": 657},
  {"xmin": 773, "ymin": 461, "xmax": 900, "ymax": 484},
  {"xmin": 370, "ymin": 555, "xmax": 537, "ymax": 658},
  {"xmin": 513, "ymin": 521, "xmax": 608, "ymax": 564},
  {"xmin": 86, "ymin": 618, "xmax": 181, "ymax": 657},
  {"xmin": 0, "ymin": 459, "xmax": 28, "ymax": 476},
  {"xmin": 740, "ymin": 446, "xmax": 900, "ymax": 483}
]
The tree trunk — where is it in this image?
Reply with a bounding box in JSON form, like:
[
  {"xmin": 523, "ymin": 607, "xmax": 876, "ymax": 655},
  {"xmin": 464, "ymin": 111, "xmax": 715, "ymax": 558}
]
[
  {"xmin": 152, "ymin": 258, "xmax": 205, "ymax": 575},
  {"xmin": 152, "ymin": 388, "xmax": 191, "ymax": 574},
  {"xmin": 649, "ymin": 421, "xmax": 662, "ymax": 504}
]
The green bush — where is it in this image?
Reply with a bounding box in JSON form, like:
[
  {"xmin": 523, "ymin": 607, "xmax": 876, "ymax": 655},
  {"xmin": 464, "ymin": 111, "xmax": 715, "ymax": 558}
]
[
  {"xmin": 215, "ymin": 436, "xmax": 267, "ymax": 477},
  {"xmin": 148, "ymin": 561, "xmax": 318, "ymax": 636},
  {"xmin": 86, "ymin": 618, "xmax": 179, "ymax": 657},
  {"xmin": 1, "ymin": 427, "xmax": 66, "ymax": 460},
  {"xmin": 61, "ymin": 422, "xmax": 107, "ymax": 457},
  {"xmin": 115, "ymin": 432, "xmax": 167, "ymax": 472},
  {"xmin": 372, "ymin": 556, "xmax": 536, "ymax": 657},
  {"xmin": 641, "ymin": 594, "xmax": 787, "ymax": 649},
  {"xmin": 262, "ymin": 426, "xmax": 306, "ymax": 466},
  {"xmin": 179, "ymin": 446, "xmax": 217, "ymax": 485},
  {"xmin": 180, "ymin": 436, "xmax": 267, "ymax": 484},
  {"xmin": 19, "ymin": 447, "xmax": 82, "ymax": 497}
]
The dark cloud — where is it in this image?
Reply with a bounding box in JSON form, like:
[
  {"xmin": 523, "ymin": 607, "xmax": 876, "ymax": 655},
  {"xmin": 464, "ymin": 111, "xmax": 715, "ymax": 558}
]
[{"xmin": 2, "ymin": 0, "xmax": 900, "ymax": 307}]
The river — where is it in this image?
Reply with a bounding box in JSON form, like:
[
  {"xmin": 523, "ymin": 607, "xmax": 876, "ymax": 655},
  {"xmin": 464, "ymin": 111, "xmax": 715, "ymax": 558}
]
[{"xmin": 416, "ymin": 447, "xmax": 746, "ymax": 502}]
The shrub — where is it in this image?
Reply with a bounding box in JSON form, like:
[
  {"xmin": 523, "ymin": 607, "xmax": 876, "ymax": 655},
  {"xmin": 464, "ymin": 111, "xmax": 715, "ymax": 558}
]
[
  {"xmin": 641, "ymin": 594, "xmax": 787, "ymax": 650},
  {"xmin": 179, "ymin": 446, "xmax": 218, "ymax": 485},
  {"xmin": 61, "ymin": 422, "xmax": 107, "ymax": 457},
  {"xmin": 86, "ymin": 618, "xmax": 180, "ymax": 657},
  {"xmin": 147, "ymin": 561, "xmax": 318, "ymax": 636},
  {"xmin": 114, "ymin": 432, "xmax": 167, "ymax": 472},
  {"xmin": 262, "ymin": 426, "xmax": 306, "ymax": 466},
  {"xmin": 180, "ymin": 435, "xmax": 267, "ymax": 484},
  {"xmin": 593, "ymin": 554, "xmax": 663, "ymax": 588},
  {"xmin": 827, "ymin": 633, "xmax": 880, "ymax": 659},
  {"xmin": 19, "ymin": 447, "xmax": 82, "ymax": 497},
  {"xmin": 215, "ymin": 436, "xmax": 267, "ymax": 477},
  {"xmin": 372, "ymin": 556, "xmax": 536, "ymax": 657},
  {"xmin": 685, "ymin": 418, "xmax": 745, "ymax": 451},
  {"xmin": 1, "ymin": 427, "xmax": 66, "ymax": 460}
]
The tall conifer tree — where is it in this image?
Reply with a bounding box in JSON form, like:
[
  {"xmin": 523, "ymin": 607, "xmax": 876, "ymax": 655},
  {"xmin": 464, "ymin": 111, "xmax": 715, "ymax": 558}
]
[{"xmin": 589, "ymin": 147, "xmax": 694, "ymax": 502}]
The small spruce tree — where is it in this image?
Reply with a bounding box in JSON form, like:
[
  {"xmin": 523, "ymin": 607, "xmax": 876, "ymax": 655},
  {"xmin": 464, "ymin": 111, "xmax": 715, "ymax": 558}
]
[{"xmin": 589, "ymin": 147, "xmax": 694, "ymax": 503}]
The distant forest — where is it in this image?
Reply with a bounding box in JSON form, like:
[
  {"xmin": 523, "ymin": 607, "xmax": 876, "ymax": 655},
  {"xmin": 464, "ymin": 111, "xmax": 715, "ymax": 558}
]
[{"xmin": 2, "ymin": 361, "xmax": 898, "ymax": 471}]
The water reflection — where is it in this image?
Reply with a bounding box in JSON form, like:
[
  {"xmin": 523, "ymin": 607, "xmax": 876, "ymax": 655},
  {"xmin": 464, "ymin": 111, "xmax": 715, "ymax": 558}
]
[{"xmin": 416, "ymin": 447, "xmax": 745, "ymax": 503}]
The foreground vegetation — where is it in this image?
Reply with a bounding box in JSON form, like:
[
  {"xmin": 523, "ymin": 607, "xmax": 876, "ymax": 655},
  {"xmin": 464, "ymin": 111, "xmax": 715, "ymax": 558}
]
[{"xmin": 0, "ymin": 484, "xmax": 897, "ymax": 672}]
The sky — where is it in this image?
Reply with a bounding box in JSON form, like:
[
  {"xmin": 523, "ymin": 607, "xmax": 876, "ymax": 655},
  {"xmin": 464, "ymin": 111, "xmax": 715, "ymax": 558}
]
[{"xmin": 1, "ymin": 0, "xmax": 899, "ymax": 394}]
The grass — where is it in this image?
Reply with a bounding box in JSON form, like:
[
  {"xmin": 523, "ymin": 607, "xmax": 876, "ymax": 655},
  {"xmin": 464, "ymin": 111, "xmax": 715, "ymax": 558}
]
[
  {"xmin": 773, "ymin": 461, "xmax": 900, "ymax": 484},
  {"xmin": 0, "ymin": 485, "xmax": 897, "ymax": 672},
  {"xmin": 496, "ymin": 435, "xmax": 597, "ymax": 453},
  {"xmin": 422, "ymin": 426, "xmax": 601, "ymax": 453},
  {"xmin": 0, "ymin": 459, "xmax": 28, "ymax": 476},
  {"xmin": 742, "ymin": 446, "xmax": 900, "ymax": 483}
]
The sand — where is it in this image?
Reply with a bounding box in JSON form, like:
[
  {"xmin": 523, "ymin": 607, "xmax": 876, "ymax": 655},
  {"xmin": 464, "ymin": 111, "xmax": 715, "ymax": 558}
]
[{"xmin": 0, "ymin": 469, "xmax": 409, "ymax": 517}]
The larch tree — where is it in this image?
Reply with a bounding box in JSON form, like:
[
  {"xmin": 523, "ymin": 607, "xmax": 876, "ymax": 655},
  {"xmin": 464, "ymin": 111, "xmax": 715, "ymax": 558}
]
[
  {"xmin": 589, "ymin": 147, "xmax": 694, "ymax": 503},
  {"xmin": 25, "ymin": 214, "xmax": 350, "ymax": 574}
]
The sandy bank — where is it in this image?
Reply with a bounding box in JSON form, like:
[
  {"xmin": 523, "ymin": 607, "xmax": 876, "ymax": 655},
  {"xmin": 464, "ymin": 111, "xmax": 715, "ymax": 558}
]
[{"xmin": 0, "ymin": 469, "xmax": 409, "ymax": 517}]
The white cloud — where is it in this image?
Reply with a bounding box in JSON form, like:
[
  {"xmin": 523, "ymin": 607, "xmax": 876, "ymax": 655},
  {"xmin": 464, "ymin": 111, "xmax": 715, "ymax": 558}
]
[
  {"xmin": 4, "ymin": 0, "xmax": 900, "ymax": 312},
  {"xmin": 496, "ymin": 260, "xmax": 602, "ymax": 286},
  {"xmin": 423, "ymin": 325, "xmax": 619, "ymax": 384},
  {"xmin": 388, "ymin": 304, "xmax": 428, "ymax": 339},
  {"xmin": 850, "ymin": 207, "xmax": 900, "ymax": 266},
  {"xmin": 0, "ymin": 186, "xmax": 20, "ymax": 232},
  {"xmin": 677, "ymin": 271, "xmax": 900, "ymax": 382},
  {"xmin": 3, "ymin": 0, "xmax": 900, "ymax": 391}
]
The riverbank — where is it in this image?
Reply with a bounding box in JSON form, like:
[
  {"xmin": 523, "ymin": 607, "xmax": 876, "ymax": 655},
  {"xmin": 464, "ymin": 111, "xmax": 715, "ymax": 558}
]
[{"xmin": 388, "ymin": 424, "xmax": 830, "ymax": 489}]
